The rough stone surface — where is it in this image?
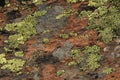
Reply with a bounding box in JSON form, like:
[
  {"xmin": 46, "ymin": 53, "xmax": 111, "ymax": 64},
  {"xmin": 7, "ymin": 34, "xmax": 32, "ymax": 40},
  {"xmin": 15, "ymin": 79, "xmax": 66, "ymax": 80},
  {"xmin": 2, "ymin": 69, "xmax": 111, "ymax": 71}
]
[
  {"xmin": 36, "ymin": 5, "xmax": 67, "ymax": 42},
  {"xmin": 52, "ymin": 41, "xmax": 73, "ymax": 60}
]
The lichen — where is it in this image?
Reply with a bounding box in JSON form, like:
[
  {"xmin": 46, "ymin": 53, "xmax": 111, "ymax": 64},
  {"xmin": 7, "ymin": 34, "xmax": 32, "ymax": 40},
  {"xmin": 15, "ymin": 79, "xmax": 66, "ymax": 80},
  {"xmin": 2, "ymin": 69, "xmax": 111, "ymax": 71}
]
[
  {"xmin": 69, "ymin": 45, "xmax": 101, "ymax": 71},
  {"xmin": 5, "ymin": 10, "xmax": 47, "ymax": 48},
  {"xmin": 1, "ymin": 59, "xmax": 25, "ymax": 72},
  {"xmin": 14, "ymin": 51, "xmax": 24, "ymax": 57},
  {"xmin": 56, "ymin": 69, "xmax": 65, "ymax": 76},
  {"xmin": 0, "ymin": 54, "xmax": 7, "ymax": 64},
  {"xmin": 102, "ymin": 67, "xmax": 113, "ymax": 74}
]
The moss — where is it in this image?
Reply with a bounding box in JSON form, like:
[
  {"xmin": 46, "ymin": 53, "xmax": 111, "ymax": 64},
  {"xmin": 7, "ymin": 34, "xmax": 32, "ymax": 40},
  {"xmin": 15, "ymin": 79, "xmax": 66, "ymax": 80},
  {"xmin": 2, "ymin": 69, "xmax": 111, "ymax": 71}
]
[
  {"xmin": 1, "ymin": 10, "xmax": 47, "ymax": 73},
  {"xmin": 60, "ymin": 33, "xmax": 69, "ymax": 39},
  {"xmin": 100, "ymin": 27, "xmax": 113, "ymax": 43},
  {"xmin": 14, "ymin": 51, "xmax": 24, "ymax": 57},
  {"xmin": 56, "ymin": 9, "xmax": 75, "ymax": 19},
  {"xmin": 66, "ymin": 0, "xmax": 84, "ymax": 3},
  {"xmin": 5, "ymin": 10, "xmax": 47, "ymax": 48},
  {"xmin": 56, "ymin": 69, "xmax": 65, "ymax": 76},
  {"xmin": 88, "ymin": 0, "xmax": 108, "ymax": 7},
  {"xmin": 83, "ymin": 45, "xmax": 101, "ymax": 54},
  {"xmin": 87, "ymin": 53, "xmax": 101, "ymax": 70},
  {"xmin": 1, "ymin": 59, "xmax": 25, "ymax": 72},
  {"xmin": 69, "ymin": 32, "xmax": 78, "ymax": 37},
  {"xmin": 0, "ymin": 54, "xmax": 7, "ymax": 64},
  {"xmin": 69, "ymin": 45, "xmax": 101, "ymax": 71},
  {"xmin": 42, "ymin": 38, "xmax": 49, "ymax": 44},
  {"xmin": 68, "ymin": 61, "xmax": 77, "ymax": 66},
  {"xmin": 70, "ymin": 49, "xmax": 81, "ymax": 59},
  {"xmin": 79, "ymin": 2, "xmax": 120, "ymax": 43},
  {"xmin": 42, "ymin": 29, "xmax": 50, "ymax": 34},
  {"xmin": 7, "ymin": 34, "xmax": 25, "ymax": 48},
  {"xmin": 32, "ymin": 0, "xmax": 43, "ymax": 5},
  {"xmin": 102, "ymin": 67, "xmax": 113, "ymax": 74}
]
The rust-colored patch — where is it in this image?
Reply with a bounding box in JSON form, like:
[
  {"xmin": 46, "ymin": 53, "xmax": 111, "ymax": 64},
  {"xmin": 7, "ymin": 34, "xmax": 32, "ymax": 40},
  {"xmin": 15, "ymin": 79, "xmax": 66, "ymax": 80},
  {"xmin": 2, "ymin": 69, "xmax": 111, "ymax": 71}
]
[
  {"xmin": 71, "ymin": 2, "xmax": 82, "ymax": 10},
  {"xmin": 0, "ymin": 35, "xmax": 7, "ymax": 46},
  {"xmin": 26, "ymin": 38, "xmax": 38, "ymax": 45},
  {"xmin": 103, "ymin": 67, "xmax": 120, "ymax": 80},
  {"xmin": 84, "ymin": 30, "xmax": 98, "ymax": 41},
  {"xmin": 68, "ymin": 30, "xmax": 98, "ymax": 47},
  {"xmin": 24, "ymin": 51, "xmax": 34, "ymax": 59},
  {"xmin": 24, "ymin": 45, "xmax": 37, "ymax": 59},
  {"xmin": 42, "ymin": 64, "xmax": 61, "ymax": 80},
  {"xmin": 45, "ymin": 0, "xmax": 57, "ymax": 5},
  {"xmin": 96, "ymin": 41, "xmax": 107, "ymax": 48},
  {"xmin": 55, "ymin": 0, "xmax": 67, "ymax": 6},
  {"xmin": 0, "ymin": 77, "xmax": 12, "ymax": 80},
  {"xmin": 68, "ymin": 36, "xmax": 90, "ymax": 46},
  {"xmin": 62, "ymin": 15, "xmax": 88, "ymax": 32},
  {"xmin": 23, "ymin": 66, "xmax": 34, "ymax": 73},
  {"xmin": 44, "ymin": 41, "xmax": 60, "ymax": 52},
  {"xmin": 0, "ymin": 13, "xmax": 6, "ymax": 27}
]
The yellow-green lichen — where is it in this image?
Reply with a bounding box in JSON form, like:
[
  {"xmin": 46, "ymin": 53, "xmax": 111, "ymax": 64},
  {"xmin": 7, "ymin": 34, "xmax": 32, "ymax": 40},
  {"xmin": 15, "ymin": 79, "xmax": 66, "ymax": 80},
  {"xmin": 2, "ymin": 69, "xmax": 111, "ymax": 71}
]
[
  {"xmin": 1, "ymin": 59, "xmax": 25, "ymax": 72},
  {"xmin": 5, "ymin": 10, "xmax": 47, "ymax": 48},
  {"xmin": 0, "ymin": 54, "xmax": 7, "ymax": 64},
  {"xmin": 56, "ymin": 69, "xmax": 65, "ymax": 76},
  {"xmin": 102, "ymin": 67, "xmax": 113, "ymax": 74},
  {"xmin": 14, "ymin": 51, "xmax": 24, "ymax": 57}
]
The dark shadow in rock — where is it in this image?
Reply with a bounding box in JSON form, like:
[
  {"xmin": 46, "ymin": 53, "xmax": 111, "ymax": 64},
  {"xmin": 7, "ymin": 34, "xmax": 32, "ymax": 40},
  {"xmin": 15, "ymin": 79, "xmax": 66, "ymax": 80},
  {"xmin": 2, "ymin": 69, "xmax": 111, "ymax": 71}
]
[
  {"xmin": 0, "ymin": 0, "xmax": 5, "ymax": 7},
  {"xmin": 6, "ymin": 10, "xmax": 21, "ymax": 23},
  {"xmin": 85, "ymin": 72, "xmax": 104, "ymax": 80},
  {"xmin": 35, "ymin": 54, "xmax": 59, "ymax": 65}
]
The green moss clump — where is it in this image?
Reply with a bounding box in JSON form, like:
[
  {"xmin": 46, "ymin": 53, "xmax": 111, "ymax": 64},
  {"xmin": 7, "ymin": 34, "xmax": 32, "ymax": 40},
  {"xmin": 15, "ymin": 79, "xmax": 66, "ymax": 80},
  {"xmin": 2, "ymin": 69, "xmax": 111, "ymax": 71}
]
[
  {"xmin": 32, "ymin": 0, "xmax": 43, "ymax": 5},
  {"xmin": 69, "ymin": 45, "xmax": 101, "ymax": 71},
  {"xmin": 1, "ymin": 59, "xmax": 25, "ymax": 72},
  {"xmin": 5, "ymin": 10, "xmax": 47, "ymax": 48},
  {"xmin": 1, "ymin": 10, "xmax": 47, "ymax": 73},
  {"xmin": 70, "ymin": 49, "xmax": 81, "ymax": 59},
  {"xmin": 102, "ymin": 67, "xmax": 112, "ymax": 74},
  {"xmin": 79, "ymin": 2, "xmax": 120, "ymax": 43},
  {"xmin": 56, "ymin": 9, "xmax": 73, "ymax": 19},
  {"xmin": 0, "ymin": 54, "xmax": 7, "ymax": 64},
  {"xmin": 7, "ymin": 34, "xmax": 25, "ymax": 48},
  {"xmin": 56, "ymin": 69, "xmax": 65, "ymax": 76},
  {"xmin": 88, "ymin": 0, "xmax": 108, "ymax": 7},
  {"xmin": 87, "ymin": 53, "xmax": 101, "ymax": 70},
  {"xmin": 14, "ymin": 51, "xmax": 24, "ymax": 57},
  {"xmin": 99, "ymin": 27, "xmax": 113, "ymax": 43},
  {"xmin": 66, "ymin": 0, "xmax": 84, "ymax": 3},
  {"xmin": 42, "ymin": 38, "xmax": 49, "ymax": 44},
  {"xmin": 83, "ymin": 45, "xmax": 101, "ymax": 54},
  {"xmin": 60, "ymin": 33, "xmax": 69, "ymax": 39}
]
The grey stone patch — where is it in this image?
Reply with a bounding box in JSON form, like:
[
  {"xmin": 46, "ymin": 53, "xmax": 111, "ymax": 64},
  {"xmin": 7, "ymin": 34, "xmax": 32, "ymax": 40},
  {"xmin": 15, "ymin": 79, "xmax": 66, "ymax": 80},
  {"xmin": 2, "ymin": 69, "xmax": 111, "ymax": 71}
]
[
  {"xmin": 61, "ymin": 69, "xmax": 89, "ymax": 80},
  {"xmin": 36, "ymin": 5, "xmax": 68, "ymax": 42},
  {"xmin": 111, "ymin": 45, "xmax": 120, "ymax": 58},
  {"xmin": 52, "ymin": 41, "xmax": 73, "ymax": 60}
]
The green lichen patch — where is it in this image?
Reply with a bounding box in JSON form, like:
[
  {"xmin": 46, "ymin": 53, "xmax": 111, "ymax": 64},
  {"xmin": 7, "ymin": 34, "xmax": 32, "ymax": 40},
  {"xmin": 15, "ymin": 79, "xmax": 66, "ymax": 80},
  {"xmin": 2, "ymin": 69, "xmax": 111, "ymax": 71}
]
[
  {"xmin": 5, "ymin": 10, "xmax": 47, "ymax": 48},
  {"xmin": 79, "ymin": 4, "xmax": 120, "ymax": 43},
  {"xmin": 83, "ymin": 45, "xmax": 101, "ymax": 54},
  {"xmin": 14, "ymin": 51, "xmax": 24, "ymax": 57},
  {"xmin": 69, "ymin": 45, "xmax": 101, "ymax": 71},
  {"xmin": 56, "ymin": 69, "xmax": 65, "ymax": 76},
  {"xmin": 102, "ymin": 67, "xmax": 113, "ymax": 74},
  {"xmin": 87, "ymin": 53, "xmax": 101, "ymax": 70},
  {"xmin": 0, "ymin": 54, "xmax": 7, "ymax": 64},
  {"xmin": 1, "ymin": 59, "xmax": 25, "ymax": 72},
  {"xmin": 7, "ymin": 34, "xmax": 25, "ymax": 48}
]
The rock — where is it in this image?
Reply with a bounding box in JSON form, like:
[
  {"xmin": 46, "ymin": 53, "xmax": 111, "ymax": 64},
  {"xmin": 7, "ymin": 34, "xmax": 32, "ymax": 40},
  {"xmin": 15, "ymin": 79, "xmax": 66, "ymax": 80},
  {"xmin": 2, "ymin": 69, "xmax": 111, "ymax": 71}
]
[
  {"xmin": 36, "ymin": 5, "xmax": 67, "ymax": 34},
  {"xmin": 52, "ymin": 41, "xmax": 73, "ymax": 60},
  {"xmin": 36, "ymin": 5, "xmax": 67, "ymax": 42}
]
